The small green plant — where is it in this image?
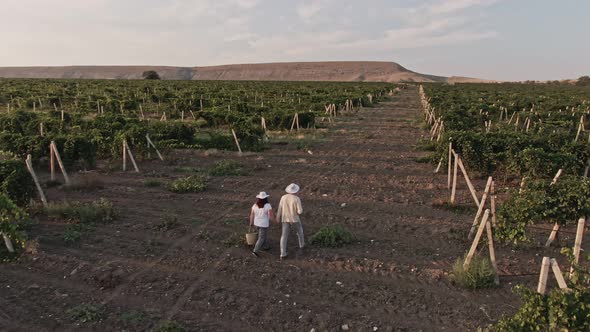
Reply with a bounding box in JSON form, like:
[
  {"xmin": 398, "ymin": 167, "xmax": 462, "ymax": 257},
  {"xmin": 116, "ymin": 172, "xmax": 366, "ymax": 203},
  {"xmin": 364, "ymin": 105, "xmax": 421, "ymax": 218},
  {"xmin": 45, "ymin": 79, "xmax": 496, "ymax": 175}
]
[
  {"xmin": 173, "ymin": 166, "xmax": 201, "ymax": 173},
  {"xmin": 451, "ymin": 255, "xmax": 497, "ymax": 290},
  {"xmin": 167, "ymin": 175, "xmax": 207, "ymax": 193},
  {"xmin": 415, "ymin": 155, "xmax": 434, "ymax": 163},
  {"xmin": 155, "ymin": 214, "xmax": 179, "ymax": 232},
  {"xmin": 63, "ymin": 224, "xmax": 84, "ymax": 244},
  {"xmin": 310, "ymin": 225, "xmax": 354, "ymax": 248},
  {"xmin": 45, "ymin": 198, "xmax": 116, "ymax": 224},
  {"xmin": 120, "ymin": 310, "xmax": 148, "ymax": 326},
  {"xmin": 68, "ymin": 303, "xmax": 105, "ymax": 324},
  {"xmin": 63, "ymin": 176, "xmax": 104, "ymax": 192},
  {"xmin": 209, "ymin": 160, "xmax": 246, "ymax": 176},
  {"xmin": 144, "ymin": 179, "xmax": 162, "ymax": 187},
  {"xmin": 432, "ymin": 200, "xmax": 477, "ymax": 215},
  {"xmin": 222, "ymin": 232, "xmax": 244, "ymax": 247},
  {"xmin": 153, "ymin": 320, "xmax": 186, "ymax": 332},
  {"xmin": 144, "ymin": 239, "xmax": 164, "ymax": 255}
]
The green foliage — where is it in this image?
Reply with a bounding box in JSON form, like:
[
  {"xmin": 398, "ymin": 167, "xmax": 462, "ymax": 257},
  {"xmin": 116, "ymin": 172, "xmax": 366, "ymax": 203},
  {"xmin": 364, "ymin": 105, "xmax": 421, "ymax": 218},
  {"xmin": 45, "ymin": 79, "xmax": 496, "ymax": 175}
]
[
  {"xmin": 222, "ymin": 232, "xmax": 244, "ymax": 248},
  {"xmin": 155, "ymin": 214, "xmax": 179, "ymax": 232},
  {"xmin": 0, "ymin": 193, "xmax": 28, "ymax": 250},
  {"xmin": 45, "ymin": 198, "xmax": 116, "ymax": 224},
  {"xmin": 0, "ymin": 79, "xmax": 392, "ymax": 163},
  {"xmin": 310, "ymin": 225, "xmax": 354, "ymax": 247},
  {"xmin": 576, "ymin": 75, "xmax": 590, "ymax": 86},
  {"xmin": 167, "ymin": 175, "xmax": 207, "ymax": 193},
  {"xmin": 153, "ymin": 320, "xmax": 186, "ymax": 332},
  {"xmin": 0, "ymin": 151, "xmax": 35, "ymax": 206},
  {"xmin": 143, "ymin": 178, "xmax": 162, "ymax": 187},
  {"xmin": 120, "ymin": 310, "xmax": 148, "ymax": 326},
  {"xmin": 427, "ymin": 83, "xmax": 590, "ymax": 178},
  {"xmin": 486, "ymin": 258, "xmax": 590, "ymax": 332},
  {"xmin": 209, "ymin": 160, "xmax": 246, "ymax": 176},
  {"xmin": 451, "ymin": 255, "xmax": 497, "ymax": 289},
  {"xmin": 68, "ymin": 303, "xmax": 105, "ymax": 324},
  {"xmin": 142, "ymin": 70, "xmax": 161, "ymax": 80},
  {"xmin": 496, "ymin": 176, "xmax": 590, "ymax": 243},
  {"xmin": 63, "ymin": 224, "xmax": 85, "ymax": 244}
]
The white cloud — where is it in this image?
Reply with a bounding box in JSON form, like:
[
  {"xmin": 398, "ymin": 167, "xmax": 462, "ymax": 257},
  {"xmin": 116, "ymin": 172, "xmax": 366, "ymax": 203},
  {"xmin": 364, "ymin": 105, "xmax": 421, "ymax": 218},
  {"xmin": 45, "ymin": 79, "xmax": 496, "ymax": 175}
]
[
  {"xmin": 296, "ymin": 1, "xmax": 324, "ymax": 20},
  {"xmin": 0, "ymin": 0, "xmax": 502, "ymax": 67}
]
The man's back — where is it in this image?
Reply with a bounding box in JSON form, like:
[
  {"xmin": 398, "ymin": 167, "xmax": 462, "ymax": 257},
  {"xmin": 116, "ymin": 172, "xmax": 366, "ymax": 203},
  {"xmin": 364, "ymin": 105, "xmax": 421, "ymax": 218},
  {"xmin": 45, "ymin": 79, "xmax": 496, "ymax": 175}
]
[{"xmin": 277, "ymin": 194, "xmax": 303, "ymax": 223}]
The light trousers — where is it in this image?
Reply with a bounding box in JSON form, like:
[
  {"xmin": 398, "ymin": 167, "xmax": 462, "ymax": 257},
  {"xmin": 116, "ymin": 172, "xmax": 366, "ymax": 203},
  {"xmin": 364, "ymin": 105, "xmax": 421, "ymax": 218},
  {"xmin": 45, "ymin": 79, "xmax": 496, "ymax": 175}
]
[
  {"xmin": 280, "ymin": 222, "xmax": 304, "ymax": 257},
  {"xmin": 253, "ymin": 226, "xmax": 268, "ymax": 253}
]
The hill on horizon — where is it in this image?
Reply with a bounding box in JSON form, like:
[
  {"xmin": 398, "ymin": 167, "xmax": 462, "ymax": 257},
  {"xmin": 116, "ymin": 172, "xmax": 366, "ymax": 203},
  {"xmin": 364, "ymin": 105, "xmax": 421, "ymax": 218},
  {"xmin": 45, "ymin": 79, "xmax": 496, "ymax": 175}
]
[{"xmin": 0, "ymin": 61, "xmax": 488, "ymax": 83}]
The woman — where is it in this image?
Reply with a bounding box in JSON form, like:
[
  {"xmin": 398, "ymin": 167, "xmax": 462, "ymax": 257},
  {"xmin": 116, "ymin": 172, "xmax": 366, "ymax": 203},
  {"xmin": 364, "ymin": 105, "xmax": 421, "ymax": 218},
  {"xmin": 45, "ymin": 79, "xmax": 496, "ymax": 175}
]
[{"xmin": 250, "ymin": 191, "xmax": 275, "ymax": 257}]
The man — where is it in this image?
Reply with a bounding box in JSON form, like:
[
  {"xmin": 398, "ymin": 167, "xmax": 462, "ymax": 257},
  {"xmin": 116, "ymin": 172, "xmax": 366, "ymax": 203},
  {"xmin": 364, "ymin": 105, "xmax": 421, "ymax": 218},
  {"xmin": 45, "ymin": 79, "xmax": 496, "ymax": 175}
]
[{"xmin": 276, "ymin": 183, "xmax": 304, "ymax": 260}]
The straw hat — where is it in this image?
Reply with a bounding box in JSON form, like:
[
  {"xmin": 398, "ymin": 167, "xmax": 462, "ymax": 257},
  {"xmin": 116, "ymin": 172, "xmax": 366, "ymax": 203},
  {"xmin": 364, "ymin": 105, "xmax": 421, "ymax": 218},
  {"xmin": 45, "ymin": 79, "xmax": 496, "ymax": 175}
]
[
  {"xmin": 285, "ymin": 183, "xmax": 300, "ymax": 194},
  {"xmin": 256, "ymin": 191, "xmax": 270, "ymax": 199}
]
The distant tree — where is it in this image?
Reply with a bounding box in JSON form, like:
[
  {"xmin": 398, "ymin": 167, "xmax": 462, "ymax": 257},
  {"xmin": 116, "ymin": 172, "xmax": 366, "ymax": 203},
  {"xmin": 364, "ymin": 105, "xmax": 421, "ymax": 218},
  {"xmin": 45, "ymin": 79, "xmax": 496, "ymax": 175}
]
[
  {"xmin": 142, "ymin": 70, "xmax": 161, "ymax": 80},
  {"xmin": 576, "ymin": 76, "xmax": 590, "ymax": 86}
]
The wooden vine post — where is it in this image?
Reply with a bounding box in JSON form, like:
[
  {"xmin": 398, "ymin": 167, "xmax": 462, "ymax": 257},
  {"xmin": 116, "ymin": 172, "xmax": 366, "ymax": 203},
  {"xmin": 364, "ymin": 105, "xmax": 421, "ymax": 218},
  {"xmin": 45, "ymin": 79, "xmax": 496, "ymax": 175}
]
[
  {"xmin": 537, "ymin": 257, "xmax": 570, "ymax": 294},
  {"xmin": 122, "ymin": 139, "xmax": 140, "ymax": 172},
  {"xmin": 468, "ymin": 177, "xmax": 493, "ymax": 240},
  {"xmin": 49, "ymin": 141, "xmax": 71, "ymax": 185},
  {"xmin": 261, "ymin": 117, "xmax": 267, "ymax": 133},
  {"xmin": 290, "ymin": 113, "xmax": 300, "ymax": 132},
  {"xmin": 450, "ymin": 150, "xmax": 458, "ymax": 203},
  {"xmin": 145, "ymin": 135, "xmax": 164, "ymax": 161},
  {"xmin": 545, "ymin": 169, "xmax": 564, "ymax": 247},
  {"xmin": 25, "ymin": 154, "xmax": 48, "ymax": 207},
  {"xmin": 490, "ymin": 180, "xmax": 497, "ymax": 226},
  {"xmin": 447, "ymin": 142, "xmax": 452, "ymax": 189},
  {"xmin": 457, "ymin": 156, "xmax": 480, "ymax": 208},
  {"xmin": 570, "ymin": 217, "xmax": 585, "ymax": 276},
  {"xmin": 463, "ymin": 209, "xmax": 499, "ymax": 285},
  {"xmin": 231, "ymin": 129, "xmax": 242, "ymax": 155}
]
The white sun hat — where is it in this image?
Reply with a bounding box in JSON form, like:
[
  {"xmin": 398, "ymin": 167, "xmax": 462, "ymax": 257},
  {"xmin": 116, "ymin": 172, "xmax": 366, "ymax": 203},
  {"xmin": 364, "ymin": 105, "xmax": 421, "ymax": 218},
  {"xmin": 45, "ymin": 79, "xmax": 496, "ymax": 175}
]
[
  {"xmin": 285, "ymin": 183, "xmax": 300, "ymax": 194},
  {"xmin": 256, "ymin": 191, "xmax": 270, "ymax": 199}
]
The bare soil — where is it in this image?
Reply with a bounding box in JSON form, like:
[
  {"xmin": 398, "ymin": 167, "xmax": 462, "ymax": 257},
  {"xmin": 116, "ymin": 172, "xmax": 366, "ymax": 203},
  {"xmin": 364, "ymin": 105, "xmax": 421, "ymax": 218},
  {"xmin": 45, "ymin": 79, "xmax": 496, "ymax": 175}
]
[{"xmin": 0, "ymin": 87, "xmax": 583, "ymax": 331}]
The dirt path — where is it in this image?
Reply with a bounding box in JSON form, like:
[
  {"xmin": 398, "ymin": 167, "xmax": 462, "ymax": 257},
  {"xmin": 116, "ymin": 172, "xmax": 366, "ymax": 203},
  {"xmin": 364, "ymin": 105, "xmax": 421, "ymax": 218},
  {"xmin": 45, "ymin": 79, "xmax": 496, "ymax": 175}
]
[{"xmin": 1, "ymin": 86, "xmax": 536, "ymax": 331}]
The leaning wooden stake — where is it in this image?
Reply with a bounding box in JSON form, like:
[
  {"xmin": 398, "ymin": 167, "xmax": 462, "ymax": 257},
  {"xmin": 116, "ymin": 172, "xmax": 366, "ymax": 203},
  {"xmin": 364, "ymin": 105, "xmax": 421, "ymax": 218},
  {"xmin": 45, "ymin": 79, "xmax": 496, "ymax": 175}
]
[
  {"xmin": 122, "ymin": 140, "xmax": 139, "ymax": 172},
  {"xmin": 550, "ymin": 169, "xmax": 563, "ymax": 186},
  {"xmin": 447, "ymin": 142, "xmax": 452, "ymax": 189},
  {"xmin": 50, "ymin": 141, "xmax": 70, "ymax": 185},
  {"xmin": 450, "ymin": 151, "xmax": 459, "ymax": 203},
  {"xmin": 551, "ymin": 259, "xmax": 570, "ymax": 291},
  {"xmin": 486, "ymin": 219, "xmax": 500, "ymax": 285},
  {"xmin": 490, "ymin": 181, "xmax": 497, "ymax": 226},
  {"xmin": 537, "ymin": 257, "xmax": 551, "ymax": 294},
  {"xmin": 468, "ymin": 177, "xmax": 493, "ymax": 240},
  {"xmin": 50, "ymin": 143, "xmax": 56, "ymax": 181},
  {"xmin": 464, "ymin": 209, "xmax": 490, "ymax": 269},
  {"xmin": 290, "ymin": 113, "xmax": 300, "ymax": 132},
  {"xmin": 457, "ymin": 156, "xmax": 480, "ymax": 208},
  {"xmin": 546, "ymin": 169, "xmax": 564, "ymax": 246},
  {"xmin": 570, "ymin": 217, "xmax": 585, "ymax": 276},
  {"xmin": 145, "ymin": 135, "xmax": 164, "ymax": 161},
  {"xmin": 545, "ymin": 223, "xmax": 561, "ymax": 247},
  {"xmin": 231, "ymin": 129, "xmax": 242, "ymax": 155},
  {"xmin": 434, "ymin": 157, "xmax": 443, "ymax": 173},
  {"xmin": 25, "ymin": 154, "xmax": 48, "ymax": 207},
  {"xmin": 1, "ymin": 233, "xmax": 14, "ymax": 253}
]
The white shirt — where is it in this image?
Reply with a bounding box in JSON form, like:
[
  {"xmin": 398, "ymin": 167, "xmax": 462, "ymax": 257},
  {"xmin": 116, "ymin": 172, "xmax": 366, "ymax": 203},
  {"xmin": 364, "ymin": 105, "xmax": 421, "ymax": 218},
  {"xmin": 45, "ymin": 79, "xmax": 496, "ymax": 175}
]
[
  {"xmin": 277, "ymin": 194, "xmax": 303, "ymax": 223},
  {"xmin": 252, "ymin": 203, "xmax": 272, "ymax": 227}
]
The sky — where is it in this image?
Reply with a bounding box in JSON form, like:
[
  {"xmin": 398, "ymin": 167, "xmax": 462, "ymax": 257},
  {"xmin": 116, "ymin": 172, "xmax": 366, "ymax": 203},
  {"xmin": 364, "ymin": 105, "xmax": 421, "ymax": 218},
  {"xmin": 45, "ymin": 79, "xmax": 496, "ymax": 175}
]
[{"xmin": 1, "ymin": 0, "xmax": 589, "ymax": 81}]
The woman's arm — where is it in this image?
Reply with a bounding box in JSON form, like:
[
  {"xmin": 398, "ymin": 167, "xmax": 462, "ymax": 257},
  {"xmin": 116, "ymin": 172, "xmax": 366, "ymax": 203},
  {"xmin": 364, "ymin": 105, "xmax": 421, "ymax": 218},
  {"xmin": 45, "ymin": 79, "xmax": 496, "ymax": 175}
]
[{"xmin": 249, "ymin": 209, "xmax": 255, "ymax": 226}]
